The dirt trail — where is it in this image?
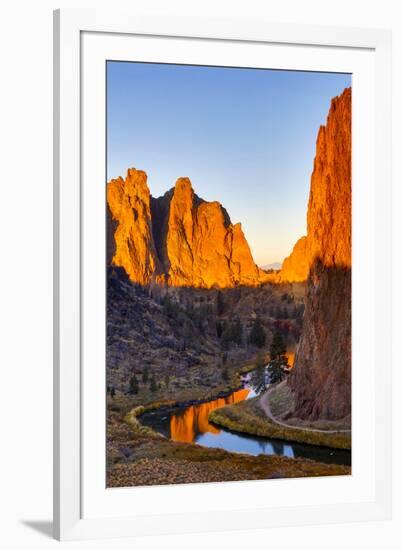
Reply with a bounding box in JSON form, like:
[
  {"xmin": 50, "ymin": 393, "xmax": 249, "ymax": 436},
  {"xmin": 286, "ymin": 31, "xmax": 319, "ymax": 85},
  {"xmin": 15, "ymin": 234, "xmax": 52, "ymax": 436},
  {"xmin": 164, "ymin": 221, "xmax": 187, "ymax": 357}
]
[{"xmin": 259, "ymin": 388, "xmax": 351, "ymax": 434}]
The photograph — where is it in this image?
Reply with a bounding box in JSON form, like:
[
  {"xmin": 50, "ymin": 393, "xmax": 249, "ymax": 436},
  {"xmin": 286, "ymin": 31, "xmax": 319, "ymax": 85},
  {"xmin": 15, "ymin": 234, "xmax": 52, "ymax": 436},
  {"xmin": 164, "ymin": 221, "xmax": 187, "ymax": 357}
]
[
  {"xmin": 105, "ymin": 61, "xmax": 352, "ymax": 488},
  {"xmin": 0, "ymin": 1, "xmax": 396, "ymax": 546}
]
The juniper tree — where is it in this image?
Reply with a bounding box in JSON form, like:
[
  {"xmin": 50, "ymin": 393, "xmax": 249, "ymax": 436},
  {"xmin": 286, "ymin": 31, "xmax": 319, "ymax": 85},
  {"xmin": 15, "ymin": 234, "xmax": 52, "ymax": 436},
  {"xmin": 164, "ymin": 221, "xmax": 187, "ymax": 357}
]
[
  {"xmin": 129, "ymin": 374, "xmax": 139, "ymax": 394},
  {"xmin": 231, "ymin": 319, "xmax": 243, "ymax": 346},
  {"xmin": 249, "ymin": 318, "xmax": 266, "ymax": 348},
  {"xmin": 216, "ymin": 290, "xmax": 225, "ymax": 316},
  {"xmin": 270, "ymin": 331, "xmax": 286, "ymax": 360},
  {"xmin": 150, "ymin": 375, "xmax": 158, "ymax": 393},
  {"xmin": 268, "ymin": 331, "xmax": 288, "ymax": 384},
  {"xmin": 142, "ymin": 366, "xmax": 149, "ymax": 384}
]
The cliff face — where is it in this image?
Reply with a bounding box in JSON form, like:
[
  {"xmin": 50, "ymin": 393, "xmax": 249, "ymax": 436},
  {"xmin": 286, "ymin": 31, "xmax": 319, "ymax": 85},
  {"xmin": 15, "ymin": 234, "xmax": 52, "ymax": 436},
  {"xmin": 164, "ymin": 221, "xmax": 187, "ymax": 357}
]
[
  {"xmin": 278, "ymin": 88, "xmax": 351, "ymax": 284},
  {"xmin": 107, "ymin": 169, "xmax": 160, "ymax": 285},
  {"xmin": 164, "ymin": 178, "xmax": 262, "ymax": 287},
  {"xmin": 278, "ymin": 236, "xmax": 310, "ymax": 283},
  {"xmin": 107, "ymin": 171, "xmax": 267, "ymax": 288},
  {"xmin": 289, "ymin": 87, "xmax": 352, "ymax": 421}
]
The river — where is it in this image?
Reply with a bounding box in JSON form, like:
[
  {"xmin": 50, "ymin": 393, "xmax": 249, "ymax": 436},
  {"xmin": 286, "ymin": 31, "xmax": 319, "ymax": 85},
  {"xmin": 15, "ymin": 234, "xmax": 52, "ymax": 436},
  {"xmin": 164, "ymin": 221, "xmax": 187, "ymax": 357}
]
[{"xmin": 140, "ymin": 366, "xmax": 351, "ymax": 466}]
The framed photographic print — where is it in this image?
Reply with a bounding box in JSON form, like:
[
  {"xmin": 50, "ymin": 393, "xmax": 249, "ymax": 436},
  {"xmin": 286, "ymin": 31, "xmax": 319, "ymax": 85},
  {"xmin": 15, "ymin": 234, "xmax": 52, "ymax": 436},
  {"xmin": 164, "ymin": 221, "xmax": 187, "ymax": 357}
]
[{"xmin": 54, "ymin": 9, "xmax": 392, "ymax": 541}]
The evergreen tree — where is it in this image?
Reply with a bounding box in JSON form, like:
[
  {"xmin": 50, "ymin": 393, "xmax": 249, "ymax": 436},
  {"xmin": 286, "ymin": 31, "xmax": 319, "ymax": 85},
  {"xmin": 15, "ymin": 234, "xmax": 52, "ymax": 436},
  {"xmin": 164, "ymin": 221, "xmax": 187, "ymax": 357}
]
[
  {"xmin": 222, "ymin": 367, "xmax": 229, "ymax": 382},
  {"xmin": 220, "ymin": 323, "xmax": 233, "ymax": 350},
  {"xmin": 231, "ymin": 319, "xmax": 243, "ymax": 346},
  {"xmin": 270, "ymin": 331, "xmax": 287, "ymax": 360},
  {"xmin": 129, "ymin": 375, "xmax": 139, "ymax": 394},
  {"xmin": 268, "ymin": 331, "xmax": 289, "ymax": 384},
  {"xmin": 110, "ymin": 387, "xmax": 115, "ymax": 399},
  {"xmin": 216, "ymin": 321, "xmax": 223, "ymax": 339},
  {"xmin": 268, "ymin": 360, "xmax": 287, "ymax": 384},
  {"xmin": 249, "ymin": 318, "xmax": 266, "ymax": 348},
  {"xmin": 150, "ymin": 375, "xmax": 157, "ymax": 393},
  {"xmin": 216, "ymin": 290, "xmax": 225, "ymax": 316},
  {"xmin": 142, "ymin": 366, "xmax": 149, "ymax": 384}
]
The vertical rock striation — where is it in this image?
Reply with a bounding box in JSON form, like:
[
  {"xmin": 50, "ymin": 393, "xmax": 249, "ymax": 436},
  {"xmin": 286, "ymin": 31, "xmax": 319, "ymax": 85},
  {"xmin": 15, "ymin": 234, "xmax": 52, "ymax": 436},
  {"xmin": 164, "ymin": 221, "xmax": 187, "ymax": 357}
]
[
  {"xmin": 107, "ymin": 169, "xmax": 160, "ymax": 286},
  {"xmin": 163, "ymin": 177, "xmax": 262, "ymax": 287},
  {"xmin": 107, "ymin": 171, "xmax": 268, "ymax": 288},
  {"xmin": 278, "ymin": 236, "xmax": 310, "ymax": 283},
  {"xmin": 277, "ymin": 87, "xmax": 352, "ymax": 285},
  {"xmin": 288, "ymin": 87, "xmax": 352, "ymax": 421}
]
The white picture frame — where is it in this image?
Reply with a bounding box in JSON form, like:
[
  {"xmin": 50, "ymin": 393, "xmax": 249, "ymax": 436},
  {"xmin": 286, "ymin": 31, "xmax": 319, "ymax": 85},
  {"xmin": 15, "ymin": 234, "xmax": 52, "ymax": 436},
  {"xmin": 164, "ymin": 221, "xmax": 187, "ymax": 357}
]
[{"xmin": 53, "ymin": 8, "xmax": 392, "ymax": 541}]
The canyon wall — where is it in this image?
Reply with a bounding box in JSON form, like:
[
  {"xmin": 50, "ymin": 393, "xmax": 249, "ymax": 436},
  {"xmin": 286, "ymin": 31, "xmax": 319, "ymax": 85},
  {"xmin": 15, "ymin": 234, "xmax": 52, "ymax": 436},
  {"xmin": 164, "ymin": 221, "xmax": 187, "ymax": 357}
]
[
  {"xmin": 278, "ymin": 89, "xmax": 351, "ymax": 285},
  {"xmin": 278, "ymin": 236, "xmax": 310, "ymax": 283},
  {"xmin": 107, "ymin": 169, "xmax": 161, "ymax": 286},
  {"xmin": 107, "ymin": 171, "xmax": 268, "ymax": 288},
  {"xmin": 164, "ymin": 177, "xmax": 262, "ymax": 287},
  {"xmin": 288, "ymin": 87, "xmax": 352, "ymax": 421}
]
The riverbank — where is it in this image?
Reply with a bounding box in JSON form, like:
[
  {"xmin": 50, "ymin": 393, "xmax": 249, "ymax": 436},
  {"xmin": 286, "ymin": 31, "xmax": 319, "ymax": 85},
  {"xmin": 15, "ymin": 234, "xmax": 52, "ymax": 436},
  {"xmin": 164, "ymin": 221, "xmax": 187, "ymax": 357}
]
[
  {"xmin": 107, "ymin": 366, "xmax": 350, "ymax": 487},
  {"xmin": 108, "ymin": 399, "xmax": 350, "ymax": 487},
  {"xmin": 117, "ymin": 354, "xmax": 269, "ymax": 442},
  {"xmin": 209, "ymin": 382, "xmax": 351, "ymax": 450},
  {"xmin": 110, "ymin": 357, "xmax": 260, "ymax": 415}
]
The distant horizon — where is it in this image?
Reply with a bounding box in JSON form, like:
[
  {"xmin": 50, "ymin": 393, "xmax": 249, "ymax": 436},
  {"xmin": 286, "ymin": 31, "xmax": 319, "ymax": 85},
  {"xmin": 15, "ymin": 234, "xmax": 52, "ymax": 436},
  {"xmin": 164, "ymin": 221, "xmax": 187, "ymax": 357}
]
[{"xmin": 107, "ymin": 62, "xmax": 351, "ymax": 265}]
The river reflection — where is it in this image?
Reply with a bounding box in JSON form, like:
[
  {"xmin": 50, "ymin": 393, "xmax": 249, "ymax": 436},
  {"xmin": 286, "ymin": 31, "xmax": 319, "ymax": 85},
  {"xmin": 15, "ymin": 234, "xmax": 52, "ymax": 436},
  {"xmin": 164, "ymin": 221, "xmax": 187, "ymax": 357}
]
[
  {"xmin": 170, "ymin": 388, "xmax": 251, "ymax": 443},
  {"xmin": 140, "ymin": 366, "xmax": 351, "ymax": 466},
  {"xmin": 287, "ymin": 350, "xmax": 295, "ymax": 368}
]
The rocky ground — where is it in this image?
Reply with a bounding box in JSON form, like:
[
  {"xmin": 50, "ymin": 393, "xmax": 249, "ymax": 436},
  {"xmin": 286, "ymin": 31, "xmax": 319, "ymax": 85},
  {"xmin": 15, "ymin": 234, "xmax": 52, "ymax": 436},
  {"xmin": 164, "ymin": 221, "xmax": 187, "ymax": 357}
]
[{"xmin": 107, "ymin": 266, "xmax": 305, "ymax": 395}]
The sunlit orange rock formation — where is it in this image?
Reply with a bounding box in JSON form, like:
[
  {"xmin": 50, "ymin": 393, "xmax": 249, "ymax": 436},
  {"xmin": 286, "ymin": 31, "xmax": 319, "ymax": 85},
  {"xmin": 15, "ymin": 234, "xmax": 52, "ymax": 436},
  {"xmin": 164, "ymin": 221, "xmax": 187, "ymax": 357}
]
[
  {"xmin": 107, "ymin": 172, "xmax": 268, "ymax": 288},
  {"xmin": 288, "ymin": 87, "xmax": 352, "ymax": 421},
  {"xmin": 107, "ymin": 169, "xmax": 160, "ymax": 285},
  {"xmin": 278, "ymin": 236, "xmax": 310, "ymax": 283},
  {"xmin": 278, "ymin": 88, "xmax": 351, "ymax": 283},
  {"xmin": 165, "ymin": 178, "xmax": 263, "ymax": 287}
]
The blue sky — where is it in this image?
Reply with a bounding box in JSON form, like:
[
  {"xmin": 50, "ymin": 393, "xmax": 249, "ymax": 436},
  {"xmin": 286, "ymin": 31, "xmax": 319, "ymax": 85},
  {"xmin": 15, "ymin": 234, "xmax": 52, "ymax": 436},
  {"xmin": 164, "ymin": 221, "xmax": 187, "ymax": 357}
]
[{"xmin": 107, "ymin": 62, "xmax": 350, "ymax": 265}]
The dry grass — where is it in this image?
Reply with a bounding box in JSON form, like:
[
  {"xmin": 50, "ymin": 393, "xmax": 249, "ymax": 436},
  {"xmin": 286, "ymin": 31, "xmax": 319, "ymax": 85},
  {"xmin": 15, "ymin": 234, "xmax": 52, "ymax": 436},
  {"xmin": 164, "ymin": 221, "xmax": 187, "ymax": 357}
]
[
  {"xmin": 106, "ymin": 374, "xmax": 350, "ymax": 488},
  {"xmin": 107, "ymin": 407, "xmax": 350, "ymax": 488},
  {"xmin": 209, "ymin": 396, "xmax": 351, "ymax": 450}
]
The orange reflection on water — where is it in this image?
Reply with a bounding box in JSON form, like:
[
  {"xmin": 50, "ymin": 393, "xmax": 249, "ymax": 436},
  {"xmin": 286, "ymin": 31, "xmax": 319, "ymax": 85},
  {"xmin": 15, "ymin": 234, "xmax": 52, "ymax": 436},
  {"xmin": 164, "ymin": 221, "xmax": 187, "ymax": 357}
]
[
  {"xmin": 170, "ymin": 388, "xmax": 250, "ymax": 443},
  {"xmin": 287, "ymin": 351, "xmax": 295, "ymax": 368}
]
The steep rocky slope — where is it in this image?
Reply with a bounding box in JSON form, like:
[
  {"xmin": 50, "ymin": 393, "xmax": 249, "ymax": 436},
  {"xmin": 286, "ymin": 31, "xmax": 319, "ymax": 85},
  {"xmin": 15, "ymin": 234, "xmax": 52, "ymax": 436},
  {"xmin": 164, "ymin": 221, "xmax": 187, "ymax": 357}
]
[
  {"xmin": 277, "ymin": 88, "xmax": 351, "ymax": 284},
  {"xmin": 106, "ymin": 266, "xmax": 304, "ymax": 393},
  {"xmin": 164, "ymin": 178, "xmax": 262, "ymax": 287},
  {"xmin": 107, "ymin": 169, "xmax": 160, "ymax": 285},
  {"xmin": 106, "ymin": 267, "xmax": 220, "ymax": 392},
  {"xmin": 278, "ymin": 237, "xmax": 310, "ymax": 283},
  {"xmin": 107, "ymin": 171, "xmax": 268, "ymax": 288},
  {"xmin": 288, "ymin": 87, "xmax": 352, "ymax": 421}
]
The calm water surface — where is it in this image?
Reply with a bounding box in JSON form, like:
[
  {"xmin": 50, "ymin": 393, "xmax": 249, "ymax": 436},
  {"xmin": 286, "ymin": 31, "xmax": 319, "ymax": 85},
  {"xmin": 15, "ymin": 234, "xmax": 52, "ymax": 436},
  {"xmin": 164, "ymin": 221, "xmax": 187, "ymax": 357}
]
[{"xmin": 140, "ymin": 367, "xmax": 351, "ymax": 466}]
